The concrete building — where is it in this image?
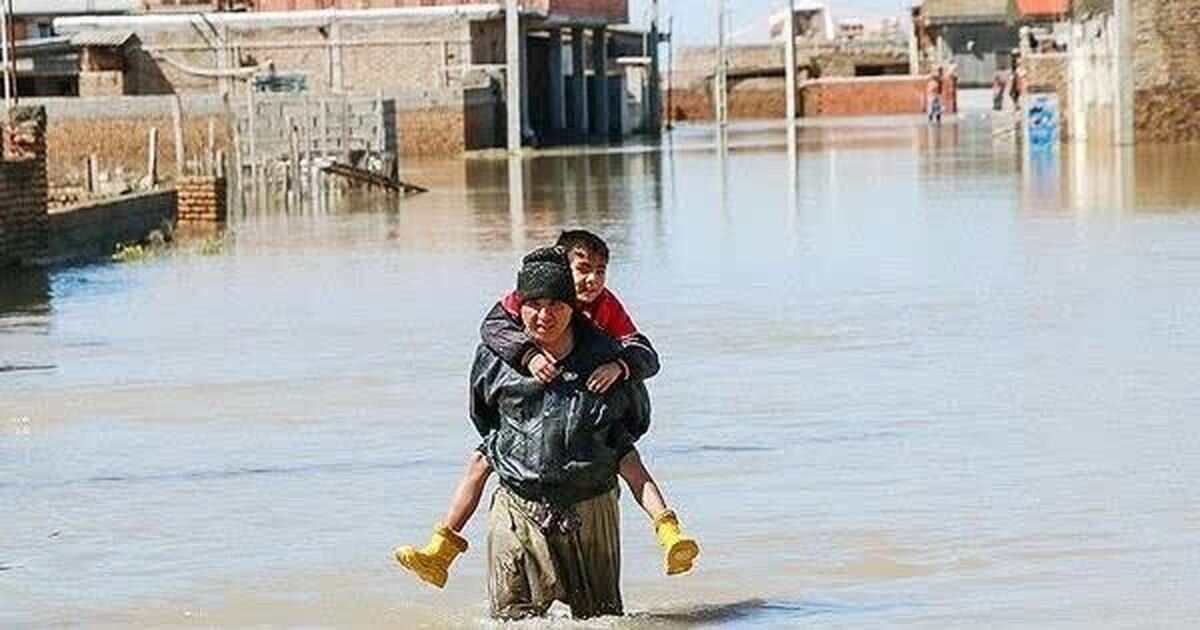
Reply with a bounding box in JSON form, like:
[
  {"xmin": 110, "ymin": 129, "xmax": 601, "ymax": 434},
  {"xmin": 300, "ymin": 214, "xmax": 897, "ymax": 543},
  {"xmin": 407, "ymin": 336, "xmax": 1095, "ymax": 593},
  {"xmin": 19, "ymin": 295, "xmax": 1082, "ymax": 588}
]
[
  {"xmin": 1020, "ymin": 0, "xmax": 1200, "ymax": 145},
  {"xmin": 7, "ymin": 1, "xmax": 145, "ymax": 96},
  {"xmin": 914, "ymin": 0, "xmax": 1020, "ymax": 87},
  {"xmin": 47, "ymin": 2, "xmax": 651, "ymax": 153},
  {"xmin": 6, "ymin": 1, "xmax": 140, "ymax": 40},
  {"xmin": 914, "ymin": 0, "xmax": 1073, "ymax": 87}
]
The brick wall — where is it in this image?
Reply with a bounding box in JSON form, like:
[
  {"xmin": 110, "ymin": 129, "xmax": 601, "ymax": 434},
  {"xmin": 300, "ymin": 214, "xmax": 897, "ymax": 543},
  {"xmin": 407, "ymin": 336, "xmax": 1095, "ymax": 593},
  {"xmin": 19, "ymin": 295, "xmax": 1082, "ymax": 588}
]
[
  {"xmin": 1134, "ymin": 0, "xmax": 1200, "ymax": 143},
  {"xmin": 177, "ymin": 177, "xmax": 228, "ymax": 225},
  {"xmin": 800, "ymin": 75, "xmax": 956, "ymax": 117},
  {"xmin": 46, "ymin": 191, "xmax": 177, "ymax": 264},
  {"xmin": 669, "ymin": 76, "xmax": 946, "ymax": 122},
  {"xmin": 134, "ymin": 18, "xmax": 472, "ymax": 97},
  {"xmin": 78, "ymin": 71, "xmax": 127, "ymax": 98},
  {"xmin": 0, "ymin": 107, "xmax": 49, "ymax": 268},
  {"xmin": 46, "ymin": 115, "xmax": 231, "ymax": 188}
]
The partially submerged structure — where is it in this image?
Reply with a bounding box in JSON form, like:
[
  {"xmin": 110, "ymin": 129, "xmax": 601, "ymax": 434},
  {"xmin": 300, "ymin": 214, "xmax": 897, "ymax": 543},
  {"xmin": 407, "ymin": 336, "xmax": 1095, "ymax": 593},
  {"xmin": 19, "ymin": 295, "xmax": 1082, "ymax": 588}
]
[
  {"xmin": 12, "ymin": 1, "xmax": 658, "ymax": 154},
  {"xmin": 912, "ymin": 0, "xmax": 1068, "ymax": 87}
]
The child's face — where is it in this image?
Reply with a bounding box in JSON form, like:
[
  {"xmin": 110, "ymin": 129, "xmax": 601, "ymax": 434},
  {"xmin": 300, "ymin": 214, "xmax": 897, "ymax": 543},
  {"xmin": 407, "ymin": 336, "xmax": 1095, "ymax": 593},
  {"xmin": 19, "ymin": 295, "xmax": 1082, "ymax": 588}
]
[{"xmin": 568, "ymin": 249, "xmax": 607, "ymax": 304}]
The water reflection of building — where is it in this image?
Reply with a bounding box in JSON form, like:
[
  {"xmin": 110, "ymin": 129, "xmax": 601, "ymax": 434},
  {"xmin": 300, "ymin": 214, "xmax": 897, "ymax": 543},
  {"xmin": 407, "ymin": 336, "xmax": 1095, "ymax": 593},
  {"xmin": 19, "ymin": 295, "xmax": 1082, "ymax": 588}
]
[
  {"xmin": 463, "ymin": 149, "xmax": 663, "ymax": 249},
  {"xmin": 0, "ymin": 268, "xmax": 52, "ymax": 319}
]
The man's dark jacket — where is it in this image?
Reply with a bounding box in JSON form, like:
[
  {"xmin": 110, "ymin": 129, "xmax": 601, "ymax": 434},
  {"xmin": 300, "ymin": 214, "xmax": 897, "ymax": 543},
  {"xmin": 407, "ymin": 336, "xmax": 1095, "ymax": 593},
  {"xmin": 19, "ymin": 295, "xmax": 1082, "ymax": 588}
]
[
  {"xmin": 471, "ymin": 316, "xmax": 652, "ymax": 506},
  {"xmin": 480, "ymin": 301, "xmax": 661, "ymax": 381}
]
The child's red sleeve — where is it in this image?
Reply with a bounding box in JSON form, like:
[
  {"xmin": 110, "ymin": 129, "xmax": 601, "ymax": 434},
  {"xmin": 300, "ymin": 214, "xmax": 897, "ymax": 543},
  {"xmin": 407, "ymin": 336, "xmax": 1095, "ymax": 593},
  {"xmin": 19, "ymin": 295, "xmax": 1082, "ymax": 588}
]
[
  {"xmin": 596, "ymin": 290, "xmax": 638, "ymax": 339},
  {"xmin": 500, "ymin": 290, "xmax": 522, "ymax": 317}
]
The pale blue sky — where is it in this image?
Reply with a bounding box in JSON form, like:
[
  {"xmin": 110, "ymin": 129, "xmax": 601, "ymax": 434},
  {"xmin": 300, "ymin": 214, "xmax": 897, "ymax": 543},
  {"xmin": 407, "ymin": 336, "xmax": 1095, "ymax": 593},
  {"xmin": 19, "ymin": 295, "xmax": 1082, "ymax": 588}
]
[{"xmin": 627, "ymin": 0, "xmax": 915, "ymax": 44}]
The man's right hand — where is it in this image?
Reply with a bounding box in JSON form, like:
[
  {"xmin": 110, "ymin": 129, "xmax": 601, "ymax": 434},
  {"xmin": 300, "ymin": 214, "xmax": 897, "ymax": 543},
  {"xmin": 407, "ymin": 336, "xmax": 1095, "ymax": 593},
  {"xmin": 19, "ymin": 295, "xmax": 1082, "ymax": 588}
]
[{"xmin": 527, "ymin": 352, "xmax": 562, "ymax": 384}]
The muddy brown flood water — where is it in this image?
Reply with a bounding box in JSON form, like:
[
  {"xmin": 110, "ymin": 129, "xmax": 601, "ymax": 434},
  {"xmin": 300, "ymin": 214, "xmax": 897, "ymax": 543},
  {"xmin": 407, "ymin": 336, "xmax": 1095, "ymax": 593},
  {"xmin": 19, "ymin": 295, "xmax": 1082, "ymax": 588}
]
[{"xmin": 4, "ymin": 117, "xmax": 1200, "ymax": 627}]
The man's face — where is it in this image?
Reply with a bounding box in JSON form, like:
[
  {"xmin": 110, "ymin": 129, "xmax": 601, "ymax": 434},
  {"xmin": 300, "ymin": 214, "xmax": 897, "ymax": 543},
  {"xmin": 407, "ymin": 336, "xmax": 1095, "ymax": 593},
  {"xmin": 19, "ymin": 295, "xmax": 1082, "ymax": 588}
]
[
  {"xmin": 520, "ymin": 298, "xmax": 573, "ymax": 346},
  {"xmin": 568, "ymin": 249, "xmax": 607, "ymax": 304}
]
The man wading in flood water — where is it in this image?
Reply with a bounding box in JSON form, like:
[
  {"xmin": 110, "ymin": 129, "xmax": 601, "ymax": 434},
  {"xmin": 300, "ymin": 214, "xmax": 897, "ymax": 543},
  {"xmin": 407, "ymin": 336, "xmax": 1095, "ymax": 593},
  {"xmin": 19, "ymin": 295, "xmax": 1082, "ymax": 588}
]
[{"xmin": 468, "ymin": 246, "xmax": 652, "ymax": 619}]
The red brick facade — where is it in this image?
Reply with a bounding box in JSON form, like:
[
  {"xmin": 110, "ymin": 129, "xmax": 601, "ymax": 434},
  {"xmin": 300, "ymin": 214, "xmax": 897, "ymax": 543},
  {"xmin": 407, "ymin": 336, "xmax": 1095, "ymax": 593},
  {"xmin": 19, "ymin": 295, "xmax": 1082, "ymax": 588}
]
[
  {"xmin": 800, "ymin": 75, "xmax": 957, "ymax": 117},
  {"xmin": 177, "ymin": 176, "xmax": 228, "ymax": 225}
]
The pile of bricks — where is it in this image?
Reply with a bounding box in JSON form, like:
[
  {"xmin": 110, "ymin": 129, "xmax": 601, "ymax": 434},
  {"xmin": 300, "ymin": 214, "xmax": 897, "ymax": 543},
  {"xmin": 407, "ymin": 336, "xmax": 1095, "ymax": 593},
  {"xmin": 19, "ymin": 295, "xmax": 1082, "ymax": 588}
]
[
  {"xmin": 176, "ymin": 176, "xmax": 227, "ymax": 225},
  {"xmin": 0, "ymin": 106, "xmax": 49, "ymax": 267}
]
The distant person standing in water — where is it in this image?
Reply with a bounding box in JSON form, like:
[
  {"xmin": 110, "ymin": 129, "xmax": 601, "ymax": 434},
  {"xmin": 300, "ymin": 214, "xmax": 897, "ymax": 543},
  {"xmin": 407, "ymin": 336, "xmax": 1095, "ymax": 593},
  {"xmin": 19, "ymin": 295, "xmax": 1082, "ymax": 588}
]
[
  {"xmin": 1010, "ymin": 52, "xmax": 1024, "ymax": 110},
  {"xmin": 993, "ymin": 71, "xmax": 1008, "ymax": 111},
  {"xmin": 927, "ymin": 68, "xmax": 945, "ymax": 124}
]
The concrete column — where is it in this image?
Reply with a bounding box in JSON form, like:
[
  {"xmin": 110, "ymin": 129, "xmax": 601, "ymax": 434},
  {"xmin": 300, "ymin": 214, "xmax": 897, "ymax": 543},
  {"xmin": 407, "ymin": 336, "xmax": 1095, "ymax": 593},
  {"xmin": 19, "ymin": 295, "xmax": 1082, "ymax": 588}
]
[
  {"xmin": 571, "ymin": 27, "xmax": 589, "ymax": 139},
  {"xmin": 547, "ymin": 29, "xmax": 566, "ymax": 133},
  {"xmin": 519, "ymin": 24, "xmax": 532, "ymax": 141},
  {"xmin": 647, "ymin": 0, "xmax": 662, "ymax": 135},
  {"xmin": 592, "ymin": 26, "xmax": 610, "ymax": 141},
  {"xmin": 505, "ymin": 0, "xmax": 521, "ymax": 152},
  {"xmin": 1113, "ymin": 0, "xmax": 1135, "ymax": 146}
]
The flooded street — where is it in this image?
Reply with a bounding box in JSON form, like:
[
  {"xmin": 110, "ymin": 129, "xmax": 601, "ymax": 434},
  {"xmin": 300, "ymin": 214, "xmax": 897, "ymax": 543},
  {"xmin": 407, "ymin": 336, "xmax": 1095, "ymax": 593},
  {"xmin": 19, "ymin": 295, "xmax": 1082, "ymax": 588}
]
[{"xmin": 5, "ymin": 117, "xmax": 1200, "ymax": 627}]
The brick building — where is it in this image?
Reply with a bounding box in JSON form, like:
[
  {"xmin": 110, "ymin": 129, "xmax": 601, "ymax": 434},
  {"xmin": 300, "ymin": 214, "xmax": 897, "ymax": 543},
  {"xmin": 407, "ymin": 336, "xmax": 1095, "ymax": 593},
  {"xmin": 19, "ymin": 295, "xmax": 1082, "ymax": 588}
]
[
  {"xmin": 49, "ymin": 2, "xmax": 649, "ymax": 153},
  {"xmin": 7, "ymin": 0, "xmax": 143, "ymax": 95}
]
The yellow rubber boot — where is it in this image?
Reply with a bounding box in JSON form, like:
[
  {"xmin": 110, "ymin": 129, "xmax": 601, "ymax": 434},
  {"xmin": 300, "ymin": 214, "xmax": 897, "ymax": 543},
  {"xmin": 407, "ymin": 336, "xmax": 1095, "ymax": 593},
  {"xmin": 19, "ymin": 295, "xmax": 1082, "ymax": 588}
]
[
  {"xmin": 654, "ymin": 510, "xmax": 700, "ymax": 576},
  {"xmin": 393, "ymin": 524, "xmax": 469, "ymax": 588}
]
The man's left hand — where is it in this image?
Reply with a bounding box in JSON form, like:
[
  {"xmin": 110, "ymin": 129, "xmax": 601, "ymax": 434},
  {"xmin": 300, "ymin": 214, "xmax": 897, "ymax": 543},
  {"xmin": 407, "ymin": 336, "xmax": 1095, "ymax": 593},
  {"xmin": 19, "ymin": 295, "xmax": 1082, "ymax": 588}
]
[{"xmin": 587, "ymin": 362, "xmax": 624, "ymax": 394}]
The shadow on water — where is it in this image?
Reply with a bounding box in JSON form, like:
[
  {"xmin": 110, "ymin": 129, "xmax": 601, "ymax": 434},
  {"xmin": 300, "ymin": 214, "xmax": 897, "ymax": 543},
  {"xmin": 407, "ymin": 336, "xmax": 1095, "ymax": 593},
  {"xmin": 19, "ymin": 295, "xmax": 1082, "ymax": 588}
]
[
  {"xmin": 2, "ymin": 458, "xmax": 432, "ymax": 492},
  {"xmin": 631, "ymin": 598, "xmax": 902, "ymax": 625}
]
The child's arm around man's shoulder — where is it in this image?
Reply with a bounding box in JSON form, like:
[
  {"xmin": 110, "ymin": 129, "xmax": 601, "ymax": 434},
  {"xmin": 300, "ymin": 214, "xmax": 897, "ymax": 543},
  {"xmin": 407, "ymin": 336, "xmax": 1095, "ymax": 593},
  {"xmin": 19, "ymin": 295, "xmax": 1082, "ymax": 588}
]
[
  {"xmin": 480, "ymin": 295, "xmax": 561, "ymax": 383},
  {"xmin": 596, "ymin": 289, "xmax": 661, "ymax": 382}
]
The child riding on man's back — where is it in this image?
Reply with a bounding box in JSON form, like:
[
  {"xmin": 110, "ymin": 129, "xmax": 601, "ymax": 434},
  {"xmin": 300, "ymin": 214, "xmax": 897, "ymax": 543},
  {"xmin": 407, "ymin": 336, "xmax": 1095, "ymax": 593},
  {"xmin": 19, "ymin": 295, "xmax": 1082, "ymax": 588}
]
[{"xmin": 394, "ymin": 230, "xmax": 699, "ymax": 588}]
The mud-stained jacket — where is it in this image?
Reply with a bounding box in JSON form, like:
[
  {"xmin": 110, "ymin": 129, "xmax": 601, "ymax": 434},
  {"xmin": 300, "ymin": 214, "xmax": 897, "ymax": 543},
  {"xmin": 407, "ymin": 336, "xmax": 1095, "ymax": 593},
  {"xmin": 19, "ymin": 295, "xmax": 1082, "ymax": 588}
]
[{"xmin": 471, "ymin": 317, "xmax": 652, "ymax": 506}]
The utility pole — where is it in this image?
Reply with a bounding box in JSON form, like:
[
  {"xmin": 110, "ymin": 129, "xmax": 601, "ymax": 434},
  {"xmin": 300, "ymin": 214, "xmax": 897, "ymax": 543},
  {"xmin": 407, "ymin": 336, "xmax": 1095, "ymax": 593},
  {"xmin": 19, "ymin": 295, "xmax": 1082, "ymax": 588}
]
[
  {"xmin": 505, "ymin": 0, "xmax": 522, "ymax": 153},
  {"xmin": 714, "ymin": 0, "xmax": 728, "ymax": 129},
  {"xmin": 784, "ymin": 0, "xmax": 797, "ymax": 147},
  {"xmin": 666, "ymin": 14, "xmax": 674, "ymax": 130},
  {"xmin": 1, "ymin": 0, "xmax": 14, "ymax": 117},
  {"xmin": 647, "ymin": 0, "xmax": 662, "ymax": 136}
]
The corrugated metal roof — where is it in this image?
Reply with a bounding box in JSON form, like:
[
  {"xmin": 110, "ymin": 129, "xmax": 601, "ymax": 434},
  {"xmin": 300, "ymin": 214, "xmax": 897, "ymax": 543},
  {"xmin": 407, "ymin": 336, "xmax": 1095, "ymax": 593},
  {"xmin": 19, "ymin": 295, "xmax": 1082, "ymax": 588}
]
[
  {"xmin": 70, "ymin": 30, "xmax": 137, "ymax": 47},
  {"xmin": 12, "ymin": 0, "xmax": 141, "ymax": 15},
  {"xmin": 923, "ymin": 0, "xmax": 1010, "ymax": 22}
]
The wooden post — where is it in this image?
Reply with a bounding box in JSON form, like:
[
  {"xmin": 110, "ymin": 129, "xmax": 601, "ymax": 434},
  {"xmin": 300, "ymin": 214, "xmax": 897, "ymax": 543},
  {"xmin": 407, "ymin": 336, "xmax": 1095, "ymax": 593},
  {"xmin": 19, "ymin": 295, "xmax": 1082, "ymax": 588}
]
[
  {"xmin": 288, "ymin": 116, "xmax": 300, "ymax": 210},
  {"xmin": 302, "ymin": 98, "xmax": 314, "ymax": 208},
  {"xmin": 172, "ymin": 94, "xmax": 186, "ymax": 177},
  {"xmin": 319, "ymin": 98, "xmax": 329, "ymax": 160},
  {"xmin": 374, "ymin": 89, "xmax": 384, "ymax": 159},
  {"xmin": 147, "ymin": 127, "xmax": 159, "ymax": 188},
  {"xmin": 87, "ymin": 154, "xmax": 98, "ymax": 194},
  {"xmin": 341, "ymin": 94, "xmax": 351, "ymax": 165},
  {"xmin": 206, "ymin": 117, "xmax": 216, "ymax": 176},
  {"xmin": 246, "ymin": 81, "xmax": 259, "ymax": 208}
]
